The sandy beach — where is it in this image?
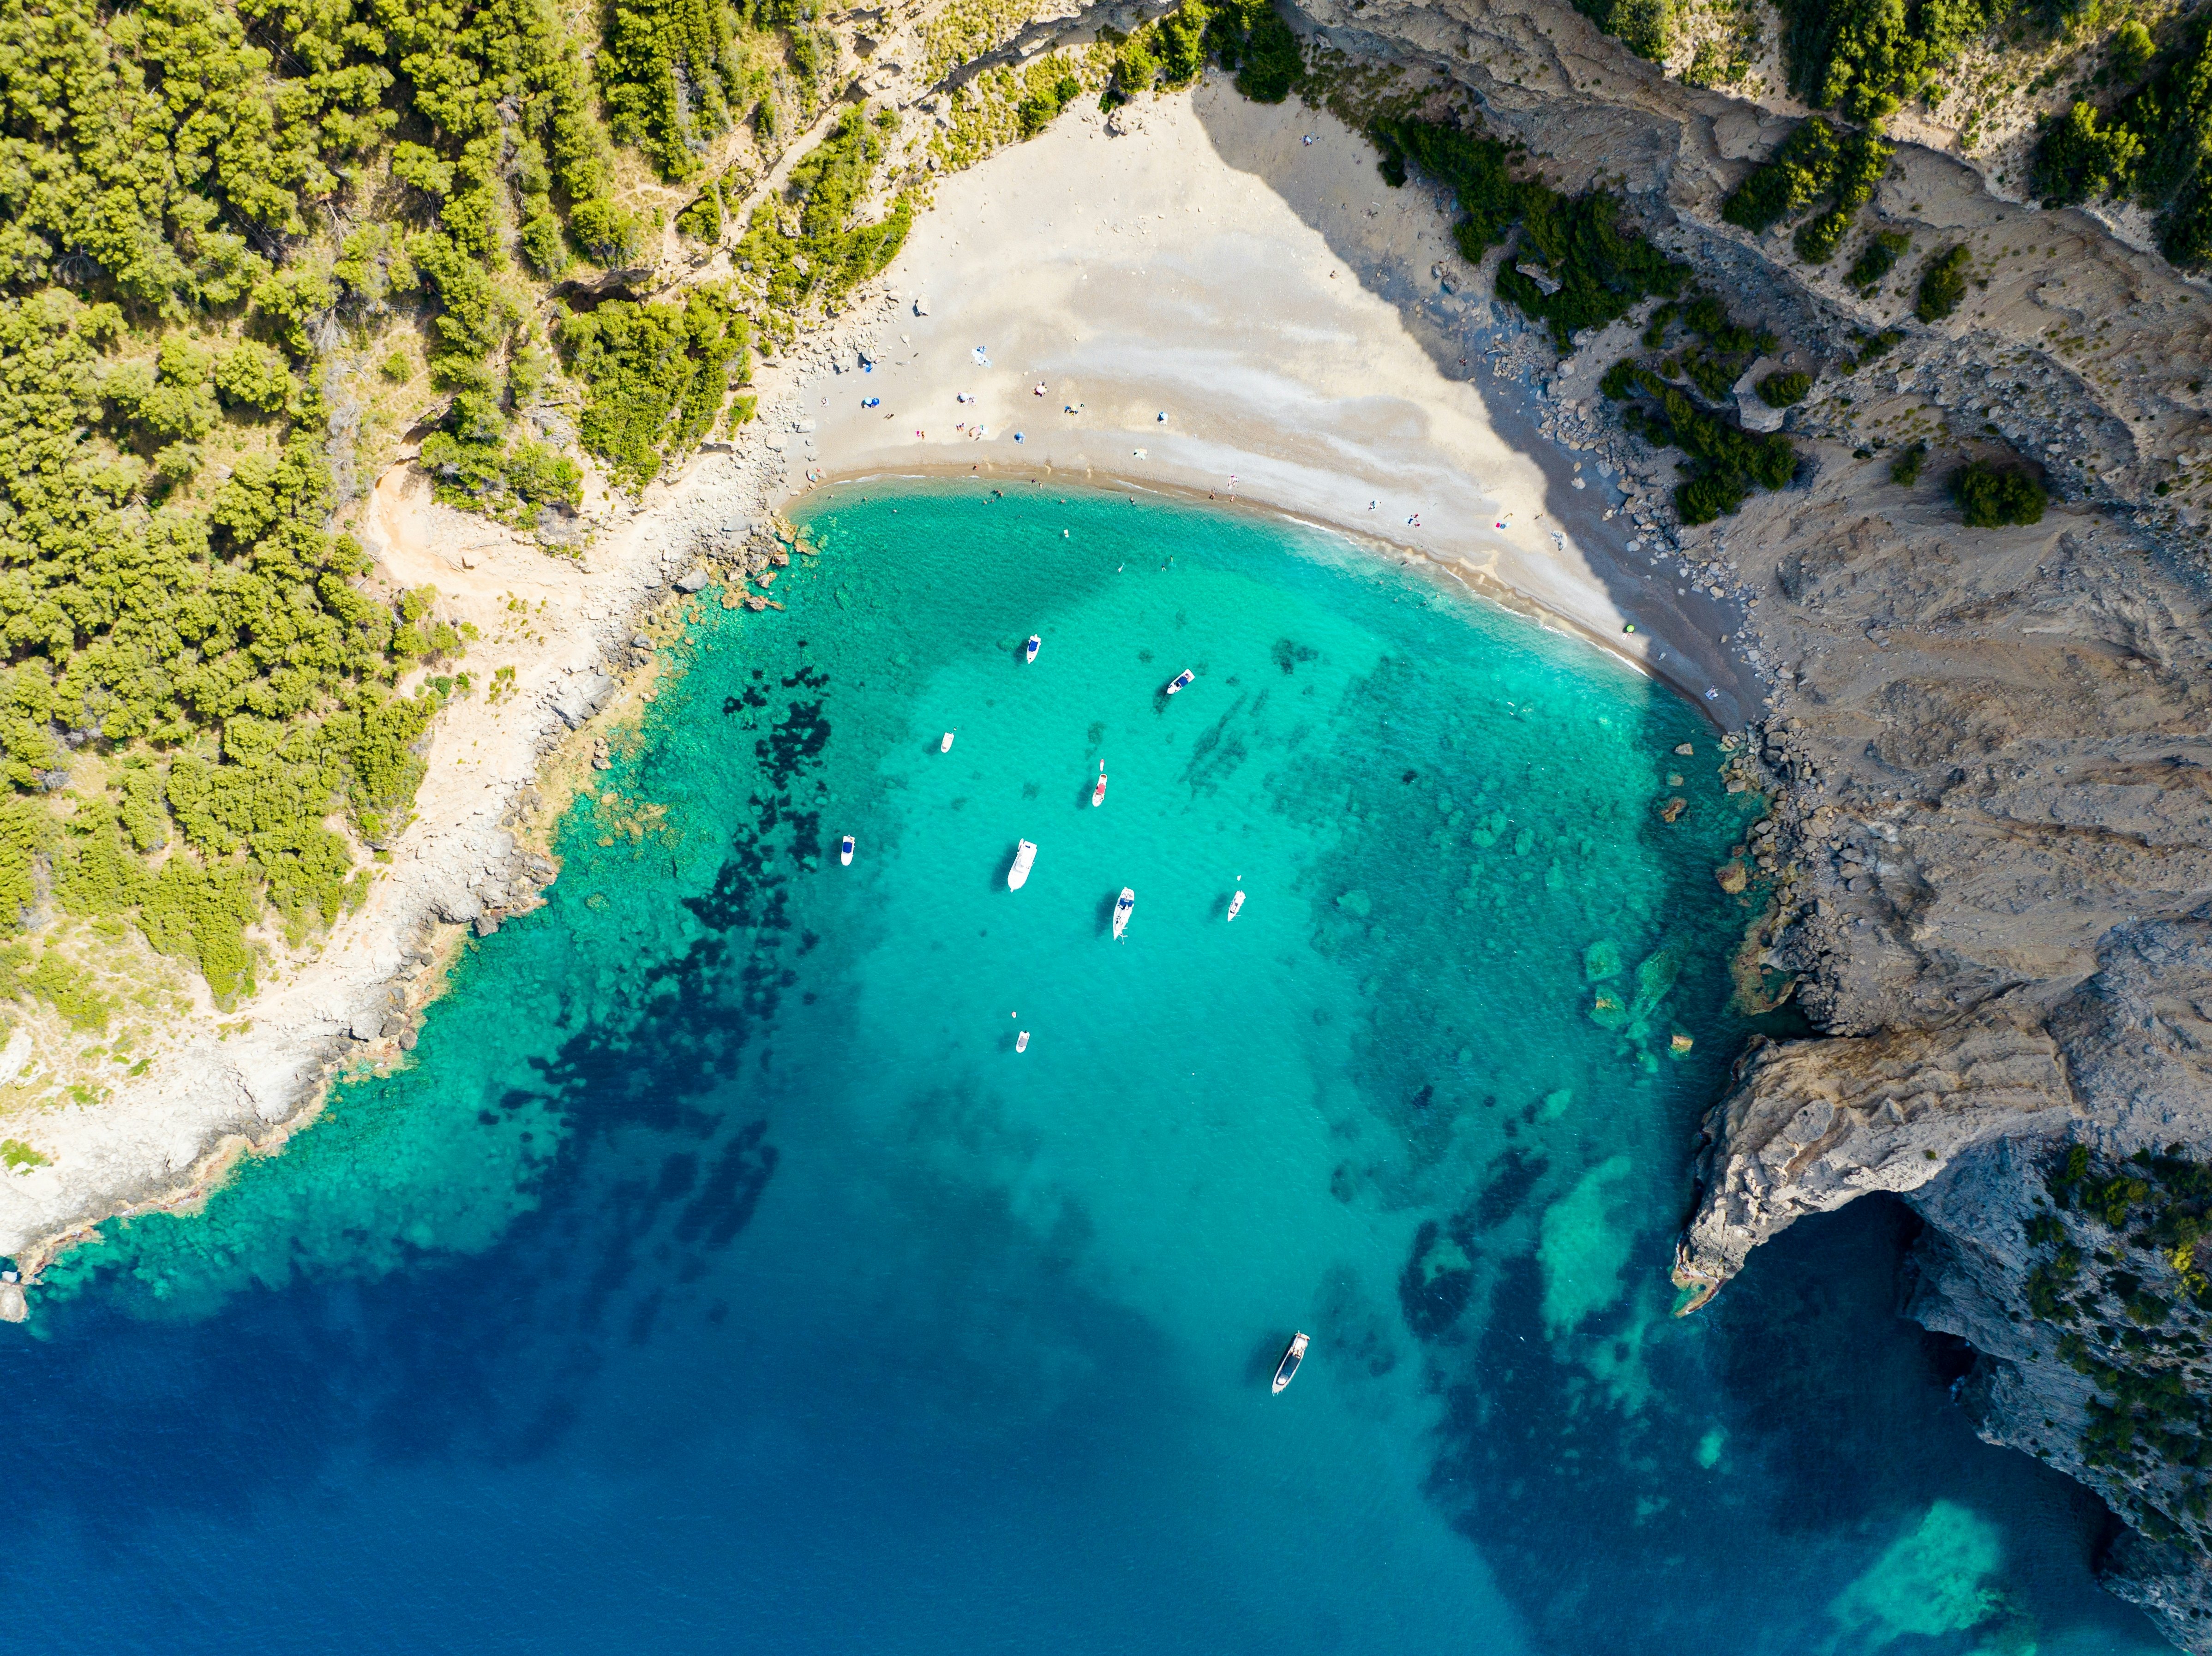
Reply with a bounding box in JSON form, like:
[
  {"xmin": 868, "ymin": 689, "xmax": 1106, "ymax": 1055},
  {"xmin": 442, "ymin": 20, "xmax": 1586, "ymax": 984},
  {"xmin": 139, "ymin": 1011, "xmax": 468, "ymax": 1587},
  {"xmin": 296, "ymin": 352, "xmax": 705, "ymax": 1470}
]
[{"xmin": 771, "ymin": 80, "xmax": 1756, "ymax": 726}]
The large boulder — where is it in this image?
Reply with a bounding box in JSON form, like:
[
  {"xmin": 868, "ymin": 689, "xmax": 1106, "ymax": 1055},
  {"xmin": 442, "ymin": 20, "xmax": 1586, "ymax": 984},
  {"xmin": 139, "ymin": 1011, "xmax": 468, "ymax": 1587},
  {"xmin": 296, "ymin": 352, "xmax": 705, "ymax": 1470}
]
[{"xmin": 548, "ymin": 669, "xmax": 615, "ymax": 729}]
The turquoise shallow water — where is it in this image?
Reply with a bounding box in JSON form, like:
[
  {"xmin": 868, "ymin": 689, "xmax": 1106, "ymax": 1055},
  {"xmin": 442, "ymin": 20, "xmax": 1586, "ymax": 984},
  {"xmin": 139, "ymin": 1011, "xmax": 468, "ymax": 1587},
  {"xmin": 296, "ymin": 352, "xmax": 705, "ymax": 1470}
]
[{"xmin": 1, "ymin": 483, "xmax": 2168, "ymax": 1654}]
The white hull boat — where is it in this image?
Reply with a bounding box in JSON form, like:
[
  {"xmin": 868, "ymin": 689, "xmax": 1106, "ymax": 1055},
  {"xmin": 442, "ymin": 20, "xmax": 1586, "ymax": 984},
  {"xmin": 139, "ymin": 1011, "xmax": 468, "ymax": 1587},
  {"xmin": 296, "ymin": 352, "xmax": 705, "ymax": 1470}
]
[
  {"xmin": 1015, "ymin": 1030, "xmax": 1030, "ymax": 1053},
  {"xmin": 1007, "ymin": 840, "xmax": 1038, "ymax": 890},
  {"xmin": 1092, "ymin": 765, "xmax": 1108, "ymax": 807},
  {"xmin": 1165, "ymin": 670, "xmax": 1194, "ymax": 695},
  {"xmin": 1226, "ymin": 889, "xmax": 1245, "ymax": 921},
  {"xmin": 839, "ymin": 835, "xmax": 854, "ymax": 866},
  {"xmin": 1024, "ymin": 634, "xmax": 1041, "ymax": 664},
  {"xmin": 1272, "ymin": 1332, "xmax": 1309, "ymax": 1394},
  {"xmin": 1112, "ymin": 886, "xmax": 1134, "ymax": 939},
  {"xmin": 941, "ymin": 731, "xmax": 956, "ymax": 753}
]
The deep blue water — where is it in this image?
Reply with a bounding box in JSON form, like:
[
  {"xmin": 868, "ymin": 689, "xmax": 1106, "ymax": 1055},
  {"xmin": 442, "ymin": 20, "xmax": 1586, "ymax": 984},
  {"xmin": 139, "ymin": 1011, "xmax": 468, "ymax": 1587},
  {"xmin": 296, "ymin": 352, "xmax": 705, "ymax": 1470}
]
[{"xmin": 0, "ymin": 485, "xmax": 2166, "ymax": 1655}]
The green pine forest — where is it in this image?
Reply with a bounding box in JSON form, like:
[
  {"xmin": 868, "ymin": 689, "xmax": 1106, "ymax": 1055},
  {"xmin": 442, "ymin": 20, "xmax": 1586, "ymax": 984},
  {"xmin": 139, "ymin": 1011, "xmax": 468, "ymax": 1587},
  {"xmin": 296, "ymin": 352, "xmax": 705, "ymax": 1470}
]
[{"xmin": 0, "ymin": 0, "xmax": 915, "ymax": 1015}]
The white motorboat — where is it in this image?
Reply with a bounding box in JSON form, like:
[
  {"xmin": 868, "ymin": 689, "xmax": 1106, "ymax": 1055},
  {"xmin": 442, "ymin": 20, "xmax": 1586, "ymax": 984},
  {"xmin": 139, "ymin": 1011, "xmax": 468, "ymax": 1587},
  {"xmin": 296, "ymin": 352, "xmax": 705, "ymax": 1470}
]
[
  {"xmin": 1112, "ymin": 886, "xmax": 1134, "ymax": 939},
  {"xmin": 1024, "ymin": 634, "xmax": 1041, "ymax": 664},
  {"xmin": 839, "ymin": 835, "xmax": 855, "ymax": 866},
  {"xmin": 1272, "ymin": 1332, "xmax": 1309, "ymax": 1394},
  {"xmin": 1015, "ymin": 1030, "xmax": 1030, "ymax": 1053},
  {"xmin": 941, "ymin": 730, "xmax": 956, "ymax": 753},
  {"xmin": 1227, "ymin": 889, "xmax": 1245, "ymax": 921},
  {"xmin": 1007, "ymin": 840, "xmax": 1037, "ymax": 889},
  {"xmin": 1165, "ymin": 670, "xmax": 1194, "ymax": 695},
  {"xmin": 1092, "ymin": 764, "xmax": 1108, "ymax": 807}
]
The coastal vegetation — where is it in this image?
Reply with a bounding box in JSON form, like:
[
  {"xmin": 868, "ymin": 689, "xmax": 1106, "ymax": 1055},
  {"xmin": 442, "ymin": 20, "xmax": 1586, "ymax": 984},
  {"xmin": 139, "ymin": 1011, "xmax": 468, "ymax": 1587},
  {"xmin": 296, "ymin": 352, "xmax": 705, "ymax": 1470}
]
[
  {"xmin": 0, "ymin": 0, "xmax": 911, "ymax": 1018},
  {"xmin": 1721, "ymin": 118, "xmax": 1893, "ymax": 268},
  {"xmin": 1915, "ymin": 245, "xmax": 1974, "ymax": 321},
  {"xmin": 2030, "ymin": 14, "xmax": 2212, "ymax": 270},
  {"xmin": 2020, "ymin": 1143, "xmax": 2212, "ymax": 1550},
  {"xmin": 1953, "ymin": 460, "xmax": 2048, "ymax": 525},
  {"xmin": 1759, "ymin": 371, "xmax": 1814, "ymax": 407},
  {"xmin": 1373, "ymin": 119, "xmax": 1689, "ymax": 349},
  {"xmin": 1774, "ymin": 0, "xmax": 1998, "ymax": 120}
]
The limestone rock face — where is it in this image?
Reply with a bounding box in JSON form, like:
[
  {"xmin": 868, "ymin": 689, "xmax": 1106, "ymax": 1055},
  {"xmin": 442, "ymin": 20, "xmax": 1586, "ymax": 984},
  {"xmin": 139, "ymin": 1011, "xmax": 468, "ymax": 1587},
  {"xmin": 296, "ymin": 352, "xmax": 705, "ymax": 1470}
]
[{"xmin": 1673, "ymin": 1015, "xmax": 2079, "ymax": 1308}]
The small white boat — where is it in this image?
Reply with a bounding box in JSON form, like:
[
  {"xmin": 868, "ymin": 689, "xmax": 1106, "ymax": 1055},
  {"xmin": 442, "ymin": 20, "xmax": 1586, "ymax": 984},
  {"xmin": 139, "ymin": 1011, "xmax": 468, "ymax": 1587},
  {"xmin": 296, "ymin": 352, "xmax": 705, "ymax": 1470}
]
[
  {"xmin": 1024, "ymin": 634, "xmax": 1041, "ymax": 664},
  {"xmin": 1092, "ymin": 764, "xmax": 1108, "ymax": 807},
  {"xmin": 941, "ymin": 731, "xmax": 956, "ymax": 753},
  {"xmin": 1273, "ymin": 1332, "xmax": 1309, "ymax": 1394},
  {"xmin": 839, "ymin": 835, "xmax": 855, "ymax": 866},
  {"xmin": 1112, "ymin": 886, "xmax": 1134, "ymax": 939},
  {"xmin": 1015, "ymin": 1030, "xmax": 1030, "ymax": 1053},
  {"xmin": 1165, "ymin": 670, "xmax": 1194, "ymax": 695},
  {"xmin": 1227, "ymin": 889, "xmax": 1245, "ymax": 921},
  {"xmin": 1007, "ymin": 840, "xmax": 1037, "ymax": 890}
]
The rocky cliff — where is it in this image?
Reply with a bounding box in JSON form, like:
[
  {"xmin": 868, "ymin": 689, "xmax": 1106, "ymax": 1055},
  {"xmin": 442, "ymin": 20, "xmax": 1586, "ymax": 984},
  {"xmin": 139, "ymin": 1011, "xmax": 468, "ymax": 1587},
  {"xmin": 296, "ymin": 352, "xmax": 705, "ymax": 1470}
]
[{"xmin": 1216, "ymin": 0, "xmax": 2212, "ymax": 1644}]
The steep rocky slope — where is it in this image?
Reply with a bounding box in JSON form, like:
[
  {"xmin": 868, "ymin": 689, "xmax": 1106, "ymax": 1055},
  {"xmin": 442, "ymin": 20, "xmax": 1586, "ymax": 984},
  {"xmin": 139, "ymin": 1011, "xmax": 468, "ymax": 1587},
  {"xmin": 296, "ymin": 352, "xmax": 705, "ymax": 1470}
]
[{"xmin": 1259, "ymin": 0, "xmax": 2212, "ymax": 1642}]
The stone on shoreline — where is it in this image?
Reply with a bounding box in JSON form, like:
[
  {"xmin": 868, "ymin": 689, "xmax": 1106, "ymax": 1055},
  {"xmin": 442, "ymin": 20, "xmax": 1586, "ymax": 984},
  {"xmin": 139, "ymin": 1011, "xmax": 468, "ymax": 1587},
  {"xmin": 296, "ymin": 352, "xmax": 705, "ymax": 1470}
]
[{"xmin": 549, "ymin": 670, "xmax": 616, "ymax": 729}]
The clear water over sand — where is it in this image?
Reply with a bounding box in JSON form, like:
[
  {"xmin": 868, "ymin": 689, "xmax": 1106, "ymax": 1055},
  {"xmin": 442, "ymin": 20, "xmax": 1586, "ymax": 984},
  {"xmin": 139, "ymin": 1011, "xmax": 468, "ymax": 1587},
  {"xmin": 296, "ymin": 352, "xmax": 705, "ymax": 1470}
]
[{"xmin": 6, "ymin": 485, "xmax": 2161, "ymax": 1654}]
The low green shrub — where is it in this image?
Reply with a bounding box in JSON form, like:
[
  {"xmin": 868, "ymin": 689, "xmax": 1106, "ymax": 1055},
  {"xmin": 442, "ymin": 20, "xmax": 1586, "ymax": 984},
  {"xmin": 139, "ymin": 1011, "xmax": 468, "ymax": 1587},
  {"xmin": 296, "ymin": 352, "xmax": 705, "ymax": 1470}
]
[
  {"xmin": 1777, "ymin": 0, "xmax": 1996, "ymax": 121},
  {"xmin": 1846, "ymin": 229, "xmax": 1911, "ymax": 293},
  {"xmin": 1759, "ymin": 370, "xmax": 1812, "ymax": 407},
  {"xmin": 1953, "ymin": 461, "xmax": 2046, "ymax": 526},
  {"xmin": 1376, "ymin": 119, "xmax": 1688, "ymax": 350},
  {"xmin": 1723, "ymin": 119, "xmax": 1890, "ymax": 264},
  {"xmin": 1915, "ymin": 244, "xmax": 1972, "ymax": 322}
]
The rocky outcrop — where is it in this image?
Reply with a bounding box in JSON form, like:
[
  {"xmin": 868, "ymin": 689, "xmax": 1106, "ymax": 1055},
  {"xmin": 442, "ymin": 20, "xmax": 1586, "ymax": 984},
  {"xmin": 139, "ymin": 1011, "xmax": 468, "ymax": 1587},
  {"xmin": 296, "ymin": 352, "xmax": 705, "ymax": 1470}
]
[{"xmin": 1674, "ymin": 1016, "xmax": 2079, "ymax": 1308}]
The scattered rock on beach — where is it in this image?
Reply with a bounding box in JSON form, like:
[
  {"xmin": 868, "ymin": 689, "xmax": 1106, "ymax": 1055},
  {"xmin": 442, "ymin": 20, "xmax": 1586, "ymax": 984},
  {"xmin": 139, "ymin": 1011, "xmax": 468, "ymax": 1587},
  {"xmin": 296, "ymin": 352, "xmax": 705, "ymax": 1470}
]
[{"xmin": 1715, "ymin": 861, "xmax": 1749, "ymax": 895}]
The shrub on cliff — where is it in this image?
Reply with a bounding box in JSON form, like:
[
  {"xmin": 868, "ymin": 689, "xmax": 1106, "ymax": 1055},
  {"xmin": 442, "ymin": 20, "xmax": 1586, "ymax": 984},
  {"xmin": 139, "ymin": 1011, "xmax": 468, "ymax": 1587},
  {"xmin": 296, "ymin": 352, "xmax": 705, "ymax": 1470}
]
[
  {"xmin": 1375, "ymin": 119, "xmax": 1688, "ymax": 350},
  {"xmin": 1775, "ymin": 0, "xmax": 1996, "ymax": 121},
  {"xmin": 1889, "ymin": 441, "xmax": 1928, "ymax": 486},
  {"xmin": 2023, "ymin": 17, "xmax": 2212, "ymax": 269},
  {"xmin": 1952, "ymin": 461, "xmax": 2047, "ymax": 527},
  {"xmin": 1914, "ymin": 245, "xmax": 1972, "ymax": 322},
  {"xmin": 1573, "ymin": 0, "xmax": 1670, "ymax": 58},
  {"xmin": 1758, "ymin": 371, "xmax": 1812, "ymax": 407},
  {"xmin": 1846, "ymin": 229, "xmax": 1911, "ymax": 293},
  {"xmin": 1205, "ymin": 0, "xmax": 1303, "ymax": 102},
  {"xmin": 1721, "ymin": 119, "xmax": 1890, "ymax": 264},
  {"xmin": 2032, "ymin": 102, "xmax": 2146, "ymax": 206},
  {"xmin": 1614, "ymin": 365, "xmax": 1798, "ymax": 524}
]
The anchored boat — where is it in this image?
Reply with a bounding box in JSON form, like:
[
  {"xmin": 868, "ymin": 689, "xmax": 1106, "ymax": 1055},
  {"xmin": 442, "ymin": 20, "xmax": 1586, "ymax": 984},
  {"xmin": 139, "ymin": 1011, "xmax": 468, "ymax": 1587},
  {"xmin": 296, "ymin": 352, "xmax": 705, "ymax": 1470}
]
[
  {"xmin": 1092, "ymin": 764, "xmax": 1108, "ymax": 807},
  {"xmin": 839, "ymin": 835, "xmax": 855, "ymax": 866},
  {"xmin": 1024, "ymin": 634, "xmax": 1041, "ymax": 664},
  {"xmin": 941, "ymin": 730, "xmax": 956, "ymax": 753},
  {"xmin": 1227, "ymin": 888, "xmax": 1245, "ymax": 921},
  {"xmin": 1112, "ymin": 886, "xmax": 1134, "ymax": 939},
  {"xmin": 1015, "ymin": 1030, "xmax": 1030, "ymax": 1053},
  {"xmin": 1272, "ymin": 1332, "xmax": 1309, "ymax": 1394},
  {"xmin": 1165, "ymin": 670, "xmax": 1195, "ymax": 695},
  {"xmin": 1007, "ymin": 840, "xmax": 1038, "ymax": 890}
]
